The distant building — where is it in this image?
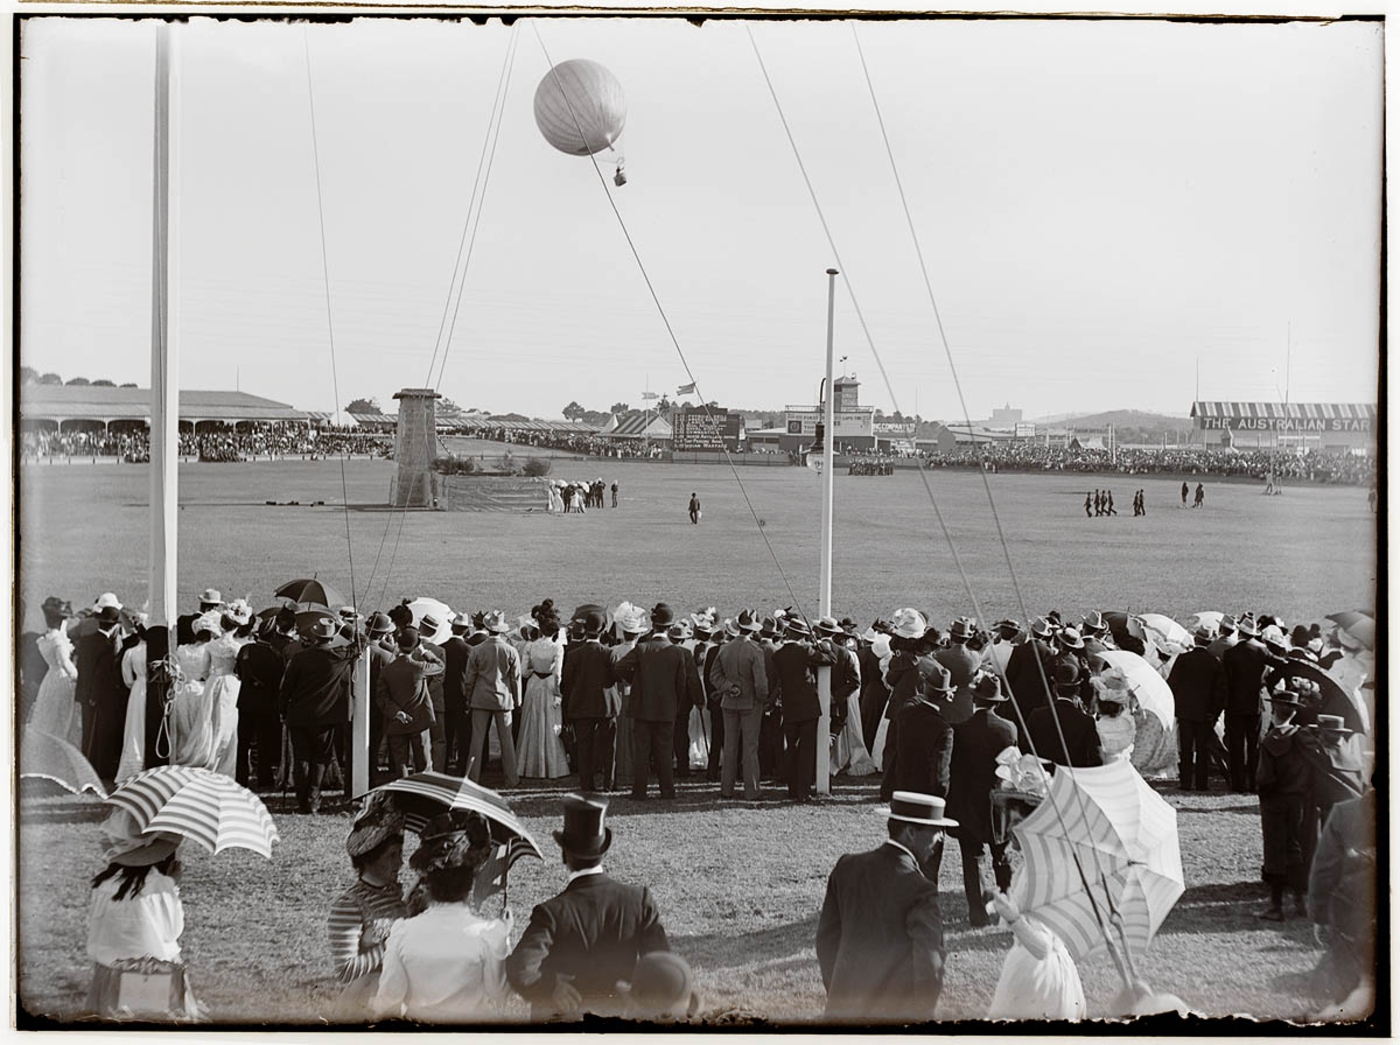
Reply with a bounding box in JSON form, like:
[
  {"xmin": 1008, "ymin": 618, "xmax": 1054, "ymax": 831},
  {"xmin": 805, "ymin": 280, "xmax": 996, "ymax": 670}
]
[
  {"xmin": 19, "ymin": 385, "xmax": 308, "ymax": 434},
  {"xmin": 781, "ymin": 371, "xmax": 878, "ymax": 451},
  {"xmin": 1190, "ymin": 401, "xmax": 1375, "ymax": 453},
  {"xmin": 988, "ymin": 404, "xmax": 1023, "ymax": 429}
]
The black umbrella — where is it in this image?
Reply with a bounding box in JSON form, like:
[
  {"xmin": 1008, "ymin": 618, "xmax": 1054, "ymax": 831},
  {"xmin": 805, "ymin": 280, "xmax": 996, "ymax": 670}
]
[
  {"xmin": 274, "ymin": 578, "xmax": 349, "ymax": 611},
  {"xmin": 1278, "ymin": 659, "xmax": 1368, "ymax": 734}
]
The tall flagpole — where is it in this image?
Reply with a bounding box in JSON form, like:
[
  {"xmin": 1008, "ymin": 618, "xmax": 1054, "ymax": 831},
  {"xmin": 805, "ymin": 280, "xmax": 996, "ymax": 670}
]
[
  {"xmin": 147, "ymin": 22, "xmax": 180, "ymax": 767},
  {"xmin": 816, "ymin": 267, "xmax": 838, "ymax": 795}
]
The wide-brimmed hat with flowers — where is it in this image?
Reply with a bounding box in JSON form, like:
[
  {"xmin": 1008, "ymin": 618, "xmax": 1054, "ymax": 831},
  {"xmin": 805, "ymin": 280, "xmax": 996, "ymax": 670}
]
[{"xmin": 100, "ymin": 808, "xmax": 181, "ymax": 868}]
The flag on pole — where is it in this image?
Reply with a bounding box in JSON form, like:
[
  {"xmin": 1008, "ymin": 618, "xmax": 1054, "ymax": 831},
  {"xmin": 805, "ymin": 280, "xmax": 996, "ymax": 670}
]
[
  {"xmin": 641, "ymin": 391, "xmax": 660, "ymax": 401},
  {"xmin": 676, "ymin": 382, "xmax": 696, "ymax": 396}
]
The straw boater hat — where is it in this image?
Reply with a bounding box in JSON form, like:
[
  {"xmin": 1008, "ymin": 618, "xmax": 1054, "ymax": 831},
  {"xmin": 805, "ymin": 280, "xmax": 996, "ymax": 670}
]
[
  {"xmin": 101, "ymin": 809, "xmax": 180, "ymax": 868},
  {"xmin": 734, "ymin": 608, "xmax": 761, "ymax": 633},
  {"xmin": 482, "ymin": 610, "xmax": 511, "ymax": 633},
  {"xmin": 1268, "ymin": 689, "xmax": 1305, "ymax": 709},
  {"xmin": 346, "ymin": 793, "xmax": 405, "ymax": 860},
  {"xmin": 198, "ymin": 588, "xmax": 224, "ymax": 608},
  {"xmin": 814, "ymin": 616, "xmax": 843, "ymax": 637},
  {"xmin": 878, "ymin": 791, "xmax": 958, "ymax": 829},
  {"xmin": 553, "ymin": 793, "xmax": 612, "ymax": 859},
  {"xmin": 1316, "ymin": 714, "xmax": 1355, "ymax": 736}
]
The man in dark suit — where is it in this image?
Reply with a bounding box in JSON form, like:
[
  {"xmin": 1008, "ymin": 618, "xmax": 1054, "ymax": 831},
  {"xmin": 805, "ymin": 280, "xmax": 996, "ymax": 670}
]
[
  {"xmin": 1005, "ymin": 617, "xmax": 1055, "ymax": 747},
  {"xmin": 756, "ymin": 615, "xmax": 785, "ymax": 783},
  {"xmin": 176, "ymin": 587, "xmax": 224, "ymax": 648},
  {"xmin": 374, "ymin": 626, "xmax": 442, "ymax": 777},
  {"xmin": 946, "ymin": 673, "xmax": 1018, "ymax": 926},
  {"xmin": 562, "ymin": 606, "xmax": 618, "ymax": 792},
  {"xmin": 1167, "ymin": 626, "xmax": 1229, "ymax": 791},
  {"xmin": 440, "ymin": 612, "xmax": 474, "ymax": 775},
  {"xmin": 234, "ymin": 618, "xmax": 288, "ymax": 789},
  {"xmin": 613, "ymin": 604, "xmax": 692, "ymax": 800},
  {"xmin": 857, "ymin": 624, "xmax": 891, "ymax": 749},
  {"xmin": 816, "ymin": 791, "xmax": 953, "ymax": 1022},
  {"xmin": 74, "ymin": 603, "xmax": 133, "ymax": 782},
  {"xmin": 507, "ymin": 794, "xmax": 670, "ymax": 1020},
  {"xmin": 279, "ymin": 616, "xmax": 362, "ymax": 813},
  {"xmin": 1222, "ymin": 615, "xmax": 1282, "ymax": 792},
  {"xmin": 771, "ymin": 618, "xmax": 833, "ymax": 803},
  {"xmin": 1025, "ymin": 660, "xmax": 1102, "ymax": 770}
]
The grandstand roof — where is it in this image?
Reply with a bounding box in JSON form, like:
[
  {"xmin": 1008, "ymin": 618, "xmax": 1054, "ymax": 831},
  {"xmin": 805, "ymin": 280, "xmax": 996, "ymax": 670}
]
[
  {"xmin": 20, "ymin": 386, "xmax": 308, "ymax": 423},
  {"xmin": 1190, "ymin": 401, "xmax": 1375, "ymax": 421}
]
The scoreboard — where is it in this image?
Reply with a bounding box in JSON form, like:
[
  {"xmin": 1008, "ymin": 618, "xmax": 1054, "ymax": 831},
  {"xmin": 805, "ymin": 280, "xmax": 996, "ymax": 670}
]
[{"xmin": 672, "ymin": 407, "xmax": 743, "ymax": 451}]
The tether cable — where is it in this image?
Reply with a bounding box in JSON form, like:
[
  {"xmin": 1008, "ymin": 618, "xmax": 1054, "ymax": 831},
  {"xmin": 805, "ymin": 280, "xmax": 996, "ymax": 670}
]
[{"xmin": 533, "ymin": 21, "xmax": 812, "ymax": 625}]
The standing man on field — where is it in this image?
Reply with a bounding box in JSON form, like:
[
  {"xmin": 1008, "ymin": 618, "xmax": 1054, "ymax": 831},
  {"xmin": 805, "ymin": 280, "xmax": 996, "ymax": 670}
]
[
  {"xmin": 688, "ymin": 492, "xmax": 701, "ymax": 524},
  {"xmin": 464, "ymin": 610, "xmax": 523, "ymax": 788},
  {"xmin": 816, "ymin": 792, "xmax": 954, "ymax": 1022}
]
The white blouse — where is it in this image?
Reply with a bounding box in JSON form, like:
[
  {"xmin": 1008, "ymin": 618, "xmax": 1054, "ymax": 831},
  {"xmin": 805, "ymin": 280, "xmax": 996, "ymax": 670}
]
[
  {"xmin": 87, "ymin": 871, "xmax": 184, "ymax": 966},
  {"xmin": 374, "ymin": 903, "xmax": 511, "ymax": 1022}
]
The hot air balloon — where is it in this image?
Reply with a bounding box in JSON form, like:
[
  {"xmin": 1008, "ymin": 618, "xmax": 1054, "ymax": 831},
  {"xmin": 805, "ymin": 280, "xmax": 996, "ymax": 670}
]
[{"xmin": 534, "ymin": 59, "xmax": 628, "ymax": 185}]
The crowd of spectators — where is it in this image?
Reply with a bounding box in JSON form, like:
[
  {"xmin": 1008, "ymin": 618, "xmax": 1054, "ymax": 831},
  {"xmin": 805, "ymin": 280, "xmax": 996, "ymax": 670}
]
[
  {"xmin": 462, "ymin": 425, "xmax": 661, "ymax": 459},
  {"xmin": 20, "ymin": 425, "xmax": 391, "ymax": 463},
  {"xmin": 920, "ymin": 445, "xmax": 1375, "ymax": 485}
]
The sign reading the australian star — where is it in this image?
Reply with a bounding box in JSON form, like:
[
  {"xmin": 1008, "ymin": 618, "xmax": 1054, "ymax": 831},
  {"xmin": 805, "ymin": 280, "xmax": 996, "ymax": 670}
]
[
  {"xmin": 1196, "ymin": 416, "xmax": 1372, "ymax": 432},
  {"xmin": 672, "ymin": 406, "xmax": 743, "ymax": 451}
]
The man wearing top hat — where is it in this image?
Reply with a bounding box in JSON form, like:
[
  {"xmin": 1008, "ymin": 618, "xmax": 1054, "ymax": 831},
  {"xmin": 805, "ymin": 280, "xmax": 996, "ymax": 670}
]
[
  {"xmin": 771, "ymin": 616, "xmax": 835, "ymax": 804},
  {"xmin": 1166, "ymin": 626, "xmax": 1229, "ymax": 791},
  {"xmin": 279, "ymin": 614, "xmax": 364, "ymax": 813},
  {"xmin": 1025, "ymin": 660, "xmax": 1102, "ymax": 770},
  {"xmin": 464, "ymin": 610, "xmax": 523, "ymax": 788},
  {"xmin": 816, "ymin": 791, "xmax": 954, "ymax": 1022},
  {"xmin": 613, "ymin": 604, "xmax": 691, "ymax": 801},
  {"xmin": 561, "ymin": 606, "xmax": 618, "ymax": 793},
  {"xmin": 176, "ymin": 588, "xmax": 224, "ymax": 648},
  {"xmin": 709, "ymin": 609, "xmax": 770, "ymax": 801},
  {"xmin": 945, "ymin": 672, "xmax": 1018, "ymax": 927},
  {"xmin": 507, "ymin": 794, "xmax": 670, "ymax": 1020},
  {"xmin": 74, "ymin": 597, "xmax": 133, "ymax": 783}
]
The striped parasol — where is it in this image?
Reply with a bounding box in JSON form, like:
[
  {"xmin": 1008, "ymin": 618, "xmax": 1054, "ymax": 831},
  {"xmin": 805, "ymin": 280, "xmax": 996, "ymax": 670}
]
[
  {"xmin": 20, "ymin": 729, "xmax": 107, "ymax": 798},
  {"xmin": 1012, "ymin": 758, "xmax": 1183, "ymax": 965},
  {"xmin": 366, "ymin": 772, "xmax": 543, "ymax": 869},
  {"xmin": 106, "ymin": 765, "xmax": 279, "ymax": 859}
]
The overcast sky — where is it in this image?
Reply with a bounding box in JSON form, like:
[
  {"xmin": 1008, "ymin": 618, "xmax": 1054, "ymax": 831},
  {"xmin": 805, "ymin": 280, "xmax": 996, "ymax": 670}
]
[{"xmin": 18, "ymin": 14, "xmax": 1382, "ymax": 422}]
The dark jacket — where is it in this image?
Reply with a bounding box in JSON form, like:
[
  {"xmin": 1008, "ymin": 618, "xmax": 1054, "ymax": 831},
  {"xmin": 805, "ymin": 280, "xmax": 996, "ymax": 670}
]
[
  {"xmin": 561, "ymin": 639, "xmax": 618, "ymax": 720},
  {"xmin": 946, "ymin": 705, "xmax": 1018, "ymax": 846},
  {"xmin": 613, "ymin": 635, "xmax": 689, "ymax": 723},
  {"xmin": 234, "ymin": 638, "xmax": 285, "ymax": 713},
  {"xmin": 1166, "ymin": 646, "xmax": 1228, "ymax": 722},
  {"xmin": 74, "ymin": 625, "xmax": 131, "ymax": 777},
  {"xmin": 279, "ymin": 641, "xmax": 360, "ymax": 728},
  {"xmin": 772, "ymin": 641, "xmax": 828, "ymax": 723},
  {"xmin": 1222, "ymin": 639, "xmax": 1276, "ymax": 716},
  {"xmin": 374, "ymin": 650, "xmax": 440, "ymax": 735},
  {"xmin": 674, "ymin": 644, "xmax": 706, "ymax": 715},
  {"xmin": 506, "ymin": 871, "xmax": 670, "ymax": 1020},
  {"xmin": 441, "ymin": 635, "xmax": 472, "ymax": 715},
  {"xmin": 934, "ymin": 643, "xmax": 980, "ymax": 725},
  {"xmin": 894, "ymin": 699, "xmax": 955, "ymax": 797},
  {"xmin": 816, "ymin": 842, "xmax": 946, "ymax": 1022},
  {"xmin": 1026, "ymin": 698, "xmax": 1102, "ymax": 769}
]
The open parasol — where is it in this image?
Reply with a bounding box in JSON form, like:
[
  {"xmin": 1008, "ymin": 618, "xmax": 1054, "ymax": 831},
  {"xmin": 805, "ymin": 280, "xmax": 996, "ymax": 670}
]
[
  {"xmin": 1325, "ymin": 611, "xmax": 1374, "ymax": 651},
  {"xmin": 405, "ymin": 597, "xmax": 455, "ymax": 644},
  {"xmin": 1275, "ymin": 659, "xmax": 1369, "ymax": 734},
  {"xmin": 106, "ymin": 765, "xmax": 280, "ymax": 859},
  {"xmin": 20, "ymin": 729, "xmax": 107, "ymax": 798},
  {"xmin": 1013, "ymin": 758, "xmax": 1184, "ymax": 966},
  {"xmin": 366, "ymin": 772, "xmax": 543, "ymax": 870}
]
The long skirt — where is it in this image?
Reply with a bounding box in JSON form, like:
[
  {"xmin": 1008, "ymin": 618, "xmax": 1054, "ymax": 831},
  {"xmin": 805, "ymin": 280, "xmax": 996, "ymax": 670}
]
[
  {"xmin": 833, "ymin": 693, "xmax": 879, "ymax": 777},
  {"xmin": 116, "ymin": 676, "xmax": 149, "ymax": 783}
]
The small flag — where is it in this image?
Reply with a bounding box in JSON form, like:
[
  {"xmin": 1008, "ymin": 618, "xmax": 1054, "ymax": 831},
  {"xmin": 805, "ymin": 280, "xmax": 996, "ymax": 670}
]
[
  {"xmin": 676, "ymin": 382, "xmax": 697, "ymax": 396},
  {"xmin": 641, "ymin": 391, "xmax": 660, "ymax": 401}
]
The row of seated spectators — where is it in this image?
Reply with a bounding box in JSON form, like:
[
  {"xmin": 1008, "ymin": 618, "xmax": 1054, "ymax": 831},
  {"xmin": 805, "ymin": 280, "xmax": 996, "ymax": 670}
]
[
  {"xmin": 920, "ymin": 444, "xmax": 1375, "ymax": 484},
  {"xmin": 463, "ymin": 426, "xmax": 662, "ymax": 459},
  {"xmin": 20, "ymin": 426, "xmax": 391, "ymax": 462}
]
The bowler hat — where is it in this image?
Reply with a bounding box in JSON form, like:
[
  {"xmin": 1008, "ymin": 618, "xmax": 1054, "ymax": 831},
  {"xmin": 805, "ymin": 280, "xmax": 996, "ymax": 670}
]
[
  {"xmin": 396, "ymin": 626, "xmax": 421, "ymax": 649},
  {"xmin": 96, "ymin": 605, "xmax": 122, "ymax": 625},
  {"xmin": 972, "ymin": 672, "xmax": 1007, "ymax": 703},
  {"xmin": 553, "ymin": 793, "xmax": 612, "ymax": 858},
  {"xmin": 996, "ymin": 618, "xmax": 1022, "ymax": 638},
  {"xmin": 651, "ymin": 603, "xmax": 675, "ymax": 628},
  {"xmin": 367, "ymin": 612, "xmax": 395, "ymax": 636},
  {"xmin": 880, "ymin": 791, "xmax": 959, "ymax": 828},
  {"xmin": 1053, "ymin": 659, "xmax": 1081, "ymax": 687},
  {"xmin": 838, "ymin": 617, "xmax": 860, "ymax": 635}
]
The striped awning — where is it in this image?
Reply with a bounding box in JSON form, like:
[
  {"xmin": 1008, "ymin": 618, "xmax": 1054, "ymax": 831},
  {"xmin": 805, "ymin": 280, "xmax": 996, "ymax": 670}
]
[{"xmin": 1190, "ymin": 401, "xmax": 1375, "ymax": 421}]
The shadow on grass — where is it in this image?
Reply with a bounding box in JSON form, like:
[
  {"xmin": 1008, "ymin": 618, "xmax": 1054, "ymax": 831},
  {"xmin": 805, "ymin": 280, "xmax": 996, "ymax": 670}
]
[
  {"xmin": 1175, "ymin": 802, "xmax": 1261, "ymax": 816},
  {"xmin": 17, "ymin": 796, "xmax": 109, "ymax": 825}
]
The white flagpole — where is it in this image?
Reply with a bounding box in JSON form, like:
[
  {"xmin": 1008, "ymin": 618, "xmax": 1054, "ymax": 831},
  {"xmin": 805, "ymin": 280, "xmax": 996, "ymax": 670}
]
[
  {"xmin": 816, "ymin": 267, "xmax": 837, "ymax": 795},
  {"xmin": 149, "ymin": 22, "xmax": 180, "ymax": 765}
]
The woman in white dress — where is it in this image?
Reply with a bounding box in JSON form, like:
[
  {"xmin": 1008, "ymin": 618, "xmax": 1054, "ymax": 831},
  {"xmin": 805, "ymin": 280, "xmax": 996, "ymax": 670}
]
[
  {"xmin": 202, "ymin": 600, "xmax": 257, "ymax": 778},
  {"xmin": 516, "ymin": 601, "xmax": 570, "ymax": 779},
  {"xmin": 170, "ymin": 612, "xmax": 220, "ymax": 769},
  {"xmin": 116, "ymin": 619, "xmax": 150, "ymax": 784},
  {"xmin": 986, "ymin": 888, "xmax": 1086, "ymax": 1021},
  {"xmin": 374, "ymin": 811, "xmax": 511, "ymax": 1022},
  {"xmin": 27, "ymin": 597, "xmax": 81, "ymax": 747}
]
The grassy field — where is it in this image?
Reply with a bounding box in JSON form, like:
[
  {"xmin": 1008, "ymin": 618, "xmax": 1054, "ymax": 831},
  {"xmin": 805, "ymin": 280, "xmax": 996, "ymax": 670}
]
[{"xmin": 14, "ymin": 455, "xmax": 1381, "ymax": 1027}]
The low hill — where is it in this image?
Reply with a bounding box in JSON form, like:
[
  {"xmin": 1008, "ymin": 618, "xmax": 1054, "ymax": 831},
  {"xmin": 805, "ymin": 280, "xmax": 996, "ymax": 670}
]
[{"xmin": 1030, "ymin": 409, "xmax": 1189, "ymax": 428}]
